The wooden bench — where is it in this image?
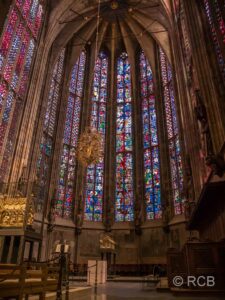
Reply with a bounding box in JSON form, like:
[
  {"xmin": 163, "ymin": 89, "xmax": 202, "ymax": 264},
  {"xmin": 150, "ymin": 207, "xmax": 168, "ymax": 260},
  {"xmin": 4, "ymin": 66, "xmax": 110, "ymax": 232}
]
[{"xmin": 0, "ymin": 263, "xmax": 59, "ymax": 299}]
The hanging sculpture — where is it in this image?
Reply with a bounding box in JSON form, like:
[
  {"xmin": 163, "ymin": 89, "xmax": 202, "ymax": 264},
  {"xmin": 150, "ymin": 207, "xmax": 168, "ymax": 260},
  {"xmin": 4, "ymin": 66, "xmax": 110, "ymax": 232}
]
[{"xmin": 76, "ymin": 127, "xmax": 102, "ymax": 167}]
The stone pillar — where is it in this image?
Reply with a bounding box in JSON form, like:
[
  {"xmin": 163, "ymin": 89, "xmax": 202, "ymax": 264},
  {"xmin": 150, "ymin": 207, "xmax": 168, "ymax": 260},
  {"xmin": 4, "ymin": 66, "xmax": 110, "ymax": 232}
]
[
  {"xmin": 0, "ymin": 236, "xmax": 5, "ymax": 262},
  {"xmin": 17, "ymin": 236, "xmax": 24, "ymax": 264},
  {"xmin": 170, "ymin": 0, "xmax": 204, "ymax": 197},
  {"xmin": 183, "ymin": 0, "xmax": 225, "ymax": 153},
  {"xmin": 0, "ymin": 0, "xmax": 12, "ymax": 36},
  {"xmin": 154, "ymin": 45, "xmax": 173, "ymax": 219},
  {"xmin": 7, "ymin": 236, "xmax": 14, "ymax": 263},
  {"xmin": 45, "ymin": 45, "xmax": 73, "ymax": 218},
  {"xmin": 104, "ymin": 23, "xmax": 116, "ymax": 230}
]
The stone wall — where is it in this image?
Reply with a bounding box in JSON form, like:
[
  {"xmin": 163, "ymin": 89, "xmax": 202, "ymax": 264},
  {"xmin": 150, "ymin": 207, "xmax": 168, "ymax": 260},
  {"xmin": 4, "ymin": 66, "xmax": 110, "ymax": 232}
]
[{"xmin": 45, "ymin": 220, "xmax": 188, "ymax": 265}]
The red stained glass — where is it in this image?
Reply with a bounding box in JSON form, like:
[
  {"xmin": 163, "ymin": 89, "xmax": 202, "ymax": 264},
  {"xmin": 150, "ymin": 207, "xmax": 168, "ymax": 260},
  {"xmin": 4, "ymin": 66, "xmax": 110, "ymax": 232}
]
[
  {"xmin": 159, "ymin": 48, "xmax": 184, "ymax": 215},
  {"xmin": 140, "ymin": 51, "xmax": 161, "ymax": 220},
  {"xmin": 115, "ymin": 52, "xmax": 134, "ymax": 222},
  {"xmin": 0, "ymin": 0, "xmax": 43, "ymax": 181},
  {"xmin": 56, "ymin": 51, "xmax": 86, "ymax": 218},
  {"xmin": 84, "ymin": 51, "xmax": 108, "ymax": 222}
]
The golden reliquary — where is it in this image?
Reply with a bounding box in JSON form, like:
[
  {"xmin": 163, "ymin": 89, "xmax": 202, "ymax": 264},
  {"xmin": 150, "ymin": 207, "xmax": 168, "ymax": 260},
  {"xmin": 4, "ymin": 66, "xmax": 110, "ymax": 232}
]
[{"xmin": 0, "ymin": 195, "xmax": 34, "ymax": 227}]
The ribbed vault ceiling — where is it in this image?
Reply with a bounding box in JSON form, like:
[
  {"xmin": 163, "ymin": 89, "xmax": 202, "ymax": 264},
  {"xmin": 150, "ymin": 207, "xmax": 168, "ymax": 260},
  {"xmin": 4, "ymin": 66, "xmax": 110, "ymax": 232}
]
[{"xmin": 46, "ymin": 0, "xmax": 172, "ymax": 69}]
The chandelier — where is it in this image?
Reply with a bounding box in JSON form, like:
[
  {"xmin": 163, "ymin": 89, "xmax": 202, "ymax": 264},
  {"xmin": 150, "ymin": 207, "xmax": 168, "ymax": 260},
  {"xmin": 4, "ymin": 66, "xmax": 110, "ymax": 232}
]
[{"xmin": 76, "ymin": 127, "xmax": 102, "ymax": 166}]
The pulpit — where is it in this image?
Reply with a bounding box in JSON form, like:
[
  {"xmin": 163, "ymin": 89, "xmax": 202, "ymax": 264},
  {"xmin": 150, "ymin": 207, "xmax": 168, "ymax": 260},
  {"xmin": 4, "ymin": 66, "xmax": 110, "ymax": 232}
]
[{"xmin": 100, "ymin": 234, "xmax": 117, "ymax": 275}]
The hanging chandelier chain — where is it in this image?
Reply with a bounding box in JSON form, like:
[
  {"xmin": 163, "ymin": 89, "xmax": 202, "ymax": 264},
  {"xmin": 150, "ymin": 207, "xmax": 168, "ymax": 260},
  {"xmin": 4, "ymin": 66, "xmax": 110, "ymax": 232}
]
[{"xmin": 95, "ymin": 0, "xmax": 101, "ymax": 63}]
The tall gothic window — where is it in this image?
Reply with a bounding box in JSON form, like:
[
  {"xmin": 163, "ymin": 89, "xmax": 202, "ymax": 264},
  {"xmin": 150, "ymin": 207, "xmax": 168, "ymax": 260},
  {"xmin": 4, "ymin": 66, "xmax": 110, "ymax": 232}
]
[
  {"xmin": 56, "ymin": 51, "xmax": 86, "ymax": 218},
  {"xmin": 159, "ymin": 48, "xmax": 184, "ymax": 215},
  {"xmin": 0, "ymin": 0, "xmax": 43, "ymax": 181},
  {"xmin": 36, "ymin": 49, "xmax": 65, "ymax": 213},
  {"xmin": 203, "ymin": 0, "xmax": 225, "ymax": 81},
  {"xmin": 115, "ymin": 52, "xmax": 134, "ymax": 222},
  {"xmin": 140, "ymin": 51, "xmax": 161, "ymax": 220},
  {"xmin": 84, "ymin": 51, "xmax": 108, "ymax": 221}
]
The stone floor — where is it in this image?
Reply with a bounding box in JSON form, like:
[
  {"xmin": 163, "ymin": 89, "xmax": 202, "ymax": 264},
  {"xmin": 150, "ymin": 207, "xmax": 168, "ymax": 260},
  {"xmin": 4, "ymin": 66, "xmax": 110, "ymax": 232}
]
[{"xmin": 77, "ymin": 282, "xmax": 224, "ymax": 300}]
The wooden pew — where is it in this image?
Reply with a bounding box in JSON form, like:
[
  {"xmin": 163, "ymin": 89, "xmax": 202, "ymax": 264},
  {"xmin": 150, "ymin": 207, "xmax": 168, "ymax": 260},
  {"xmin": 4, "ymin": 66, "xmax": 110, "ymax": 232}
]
[{"xmin": 0, "ymin": 263, "xmax": 59, "ymax": 299}]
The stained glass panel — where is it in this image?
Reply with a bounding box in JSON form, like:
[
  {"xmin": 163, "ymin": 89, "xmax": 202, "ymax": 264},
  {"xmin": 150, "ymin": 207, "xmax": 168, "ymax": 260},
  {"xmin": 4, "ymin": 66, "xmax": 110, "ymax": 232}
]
[
  {"xmin": 140, "ymin": 51, "xmax": 161, "ymax": 220},
  {"xmin": 115, "ymin": 52, "xmax": 134, "ymax": 222},
  {"xmin": 36, "ymin": 49, "xmax": 65, "ymax": 214},
  {"xmin": 84, "ymin": 51, "xmax": 108, "ymax": 222},
  {"xmin": 159, "ymin": 48, "xmax": 184, "ymax": 215},
  {"xmin": 203, "ymin": 0, "xmax": 225, "ymax": 81},
  {"xmin": 56, "ymin": 51, "xmax": 86, "ymax": 218},
  {"xmin": 0, "ymin": 0, "xmax": 43, "ymax": 181}
]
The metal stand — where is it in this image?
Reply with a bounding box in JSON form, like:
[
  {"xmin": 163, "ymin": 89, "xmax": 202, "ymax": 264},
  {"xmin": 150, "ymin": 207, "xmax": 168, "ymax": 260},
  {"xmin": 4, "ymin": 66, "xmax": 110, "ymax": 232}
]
[
  {"xmin": 94, "ymin": 260, "xmax": 98, "ymax": 295},
  {"xmin": 56, "ymin": 245, "xmax": 66, "ymax": 300}
]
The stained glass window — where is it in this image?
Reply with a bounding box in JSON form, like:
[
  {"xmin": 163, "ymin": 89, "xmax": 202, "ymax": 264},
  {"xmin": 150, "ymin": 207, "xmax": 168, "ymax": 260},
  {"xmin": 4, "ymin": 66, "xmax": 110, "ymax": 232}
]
[
  {"xmin": 159, "ymin": 48, "xmax": 184, "ymax": 215},
  {"xmin": 56, "ymin": 51, "xmax": 86, "ymax": 218},
  {"xmin": 203, "ymin": 0, "xmax": 225, "ymax": 81},
  {"xmin": 140, "ymin": 51, "xmax": 161, "ymax": 220},
  {"xmin": 36, "ymin": 49, "xmax": 65, "ymax": 214},
  {"xmin": 0, "ymin": 0, "xmax": 43, "ymax": 181},
  {"xmin": 84, "ymin": 51, "xmax": 108, "ymax": 222},
  {"xmin": 115, "ymin": 52, "xmax": 134, "ymax": 222}
]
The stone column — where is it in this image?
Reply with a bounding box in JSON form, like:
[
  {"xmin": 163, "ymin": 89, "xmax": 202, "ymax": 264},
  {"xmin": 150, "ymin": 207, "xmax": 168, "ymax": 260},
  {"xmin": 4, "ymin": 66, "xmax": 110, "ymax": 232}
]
[
  {"xmin": 0, "ymin": 236, "xmax": 5, "ymax": 262},
  {"xmin": 170, "ymin": 0, "xmax": 204, "ymax": 198},
  {"xmin": 45, "ymin": 44, "xmax": 73, "ymax": 217},
  {"xmin": 183, "ymin": 0, "xmax": 225, "ymax": 153},
  {"xmin": 17, "ymin": 236, "xmax": 24, "ymax": 264},
  {"xmin": 154, "ymin": 45, "xmax": 173, "ymax": 220},
  {"xmin": 104, "ymin": 23, "xmax": 116, "ymax": 231},
  {"xmin": 0, "ymin": 0, "xmax": 12, "ymax": 36},
  {"xmin": 7, "ymin": 236, "xmax": 14, "ymax": 263}
]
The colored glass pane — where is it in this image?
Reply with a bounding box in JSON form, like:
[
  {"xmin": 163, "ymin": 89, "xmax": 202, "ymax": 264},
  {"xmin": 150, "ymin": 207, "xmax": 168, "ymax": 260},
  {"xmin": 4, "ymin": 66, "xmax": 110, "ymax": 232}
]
[
  {"xmin": 140, "ymin": 51, "xmax": 161, "ymax": 220},
  {"xmin": 36, "ymin": 49, "xmax": 65, "ymax": 214},
  {"xmin": 115, "ymin": 52, "xmax": 134, "ymax": 222},
  {"xmin": 0, "ymin": 0, "xmax": 43, "ymax": 181},
  {"xmin": 159, "ymin": 48, "xmax": 184, "ymax": 215},
  {"xmin": 203, "ymin": 0, "xmax": 225, "ymax": 81},
  {"xmin": 84, "ymin": 51, "xmax": 108, "ymax": 222},
  {"xmin": 56, "ymin": 51, "xmax": 86, "ymax": 218}
]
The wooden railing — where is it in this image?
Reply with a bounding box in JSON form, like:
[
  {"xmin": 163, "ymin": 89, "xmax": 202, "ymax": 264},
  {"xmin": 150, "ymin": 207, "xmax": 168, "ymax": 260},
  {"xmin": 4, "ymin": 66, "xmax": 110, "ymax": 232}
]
[{"xmin": 0, "ymin": 263, "xmax": 59, "ymax": 299}]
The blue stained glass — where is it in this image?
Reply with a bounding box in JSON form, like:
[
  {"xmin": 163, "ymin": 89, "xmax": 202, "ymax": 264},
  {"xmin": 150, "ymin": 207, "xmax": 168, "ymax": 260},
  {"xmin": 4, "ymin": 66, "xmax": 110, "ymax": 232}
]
[
  {"xmin": 0, "ymin": 0, "xmax": 43, "ymax": 182},
  {"xmin": 84, "ymin": 51, "xmax": 108, "ymax": 222},
  {"xmin": 56, "ymin": 51, "xmax": 86, "ymax": 218},
  {"xmin": 36, "ymin": 49, "xmax": 65, "ymax": 214},
  {"xmin": 115, "ymin": 52, "xmax": 134, "ymax": 222},
  {"xmin": 159, "ymin": 48, "xmax": 184, "ymax": 215},
  {"xmin": 203, "ymin": 0, "xmax": 225, "ymax": 81},
  {"xmin": 140, "ymin": 51, "xmax": 161, "ymax": 220}
]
